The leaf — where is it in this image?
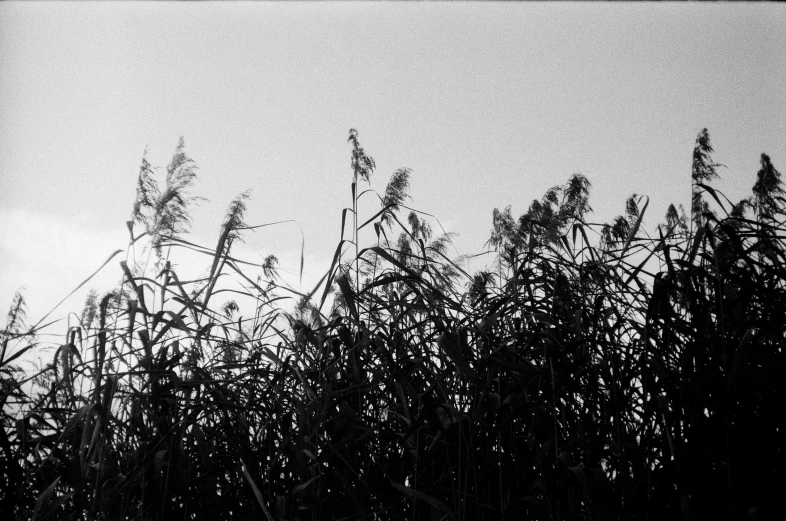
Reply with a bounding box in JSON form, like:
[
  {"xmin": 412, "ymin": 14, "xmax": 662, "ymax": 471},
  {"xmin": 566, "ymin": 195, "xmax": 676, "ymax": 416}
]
[
  {"xmin": 300, "ymin": 230, "xmax": 305, "ymax": 288},
  {"xmin": 240, "ymin": 457, "xmax": 275, "ymax": 521},
  {"xmin": 359, "ymin": 273, "xmax": 420, "ymax": 295},
  {"xmin": 438, "ymin": 332, "xmax": 476, "ymax": 379},
  {"xmin": 390, "ymin": 482, "xmax": 455, "ymax": 519},
  {"xmin": 336, "ymin": 274, "xmax": 358, "ymax": 321},
  {"xmin": 689, "ymin": 225, "xmax": 706, "ymax": 266},
  {"xmin": 58, "ymin": 404, "xmax": 100, "ymax": 443},
  {"xmin": 293, "ymin": 475, "xmax": 321, "ymax": 493},
  {"xmin": 32, "ymin": 476, "xmax": 61, "ymax": 521},
  {"xmin": 619, "ymin": 196, "xmax": 648, "ymax": 260},
  {"xmin": 32, "ymin": 249, "xmax": 124, "ymax": 330},
  {"xmin": 696, "ymin": 182, "xmax": 731, "ymax": 217},
  {"xmin": 150, "ymin": 311, "xmax": 191, "ymax": 347},
  {"xmin": 196, "ymin": 323, "xmax": 216, "ymax": 341},
  {"xmin": 1, "ymin": 345, "xmax": 32, "ymax": 368},
  {"xmin": 303, "ymin": 449, "xmax": 317, "ymax": 461},
  {"xmin": 317, "ymin": 239, "xmax": 350, "ymax": 312}
]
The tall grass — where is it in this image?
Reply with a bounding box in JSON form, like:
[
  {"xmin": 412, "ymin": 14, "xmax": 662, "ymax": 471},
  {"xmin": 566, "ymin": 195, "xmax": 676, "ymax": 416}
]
[{"xmin": 1, "ymin": 130, "xmax": 783, "ymax": 520}]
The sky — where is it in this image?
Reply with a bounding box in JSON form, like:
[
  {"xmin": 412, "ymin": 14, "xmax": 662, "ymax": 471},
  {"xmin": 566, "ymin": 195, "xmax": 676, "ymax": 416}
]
[{"xmin": 1, "ymin": 2, "xmax": 785, "ymax": 343}]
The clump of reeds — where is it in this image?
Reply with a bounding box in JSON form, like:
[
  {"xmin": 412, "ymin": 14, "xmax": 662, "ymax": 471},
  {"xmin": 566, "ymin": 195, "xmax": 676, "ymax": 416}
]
[{"xmin": 1, "ymin": 130, "xmax": 783, "ymax": 521}]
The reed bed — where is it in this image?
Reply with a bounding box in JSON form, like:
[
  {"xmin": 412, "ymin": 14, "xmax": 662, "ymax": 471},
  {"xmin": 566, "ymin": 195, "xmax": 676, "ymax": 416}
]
[{"xmin": 1, "ymin": 129, "xmax": 783, "ymax": 520}]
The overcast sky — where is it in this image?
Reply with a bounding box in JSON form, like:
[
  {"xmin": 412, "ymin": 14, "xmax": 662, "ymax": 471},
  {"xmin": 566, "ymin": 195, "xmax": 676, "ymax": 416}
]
[{"xmin": 1, "ymin": 2, "xmax": 785, "ymax": 334}]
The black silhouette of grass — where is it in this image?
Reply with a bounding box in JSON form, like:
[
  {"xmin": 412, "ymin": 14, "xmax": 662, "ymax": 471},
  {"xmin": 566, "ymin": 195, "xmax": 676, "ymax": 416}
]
[{"xmin": 1, "ymin": 130, "xmax": 783, "ymax": 521}]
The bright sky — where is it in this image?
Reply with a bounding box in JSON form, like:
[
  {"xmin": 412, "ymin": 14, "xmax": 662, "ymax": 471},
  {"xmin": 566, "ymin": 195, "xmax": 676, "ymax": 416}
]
[{"xmin": 1, "ymin": 2, "xmax": 785, "ymax": 335}]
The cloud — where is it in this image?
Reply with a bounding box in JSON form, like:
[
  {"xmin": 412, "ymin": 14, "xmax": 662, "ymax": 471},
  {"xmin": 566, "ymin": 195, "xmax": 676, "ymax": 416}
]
[
  {"xmin": 0, "ymin": 208, "xmax": 130, "ymax": 328},
  {"xmin": 0, "ymin": 204, "xmax": 362, "ymax": 374},
  {"xmin": 0, "ymin": 206, "xmax": 340, "ymax": 330}
]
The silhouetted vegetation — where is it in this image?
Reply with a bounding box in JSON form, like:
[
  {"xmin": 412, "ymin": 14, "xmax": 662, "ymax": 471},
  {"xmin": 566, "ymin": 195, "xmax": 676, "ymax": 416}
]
[{"xmin": 1, "ymin": 129, "xmax": 783, "ymax": 520}]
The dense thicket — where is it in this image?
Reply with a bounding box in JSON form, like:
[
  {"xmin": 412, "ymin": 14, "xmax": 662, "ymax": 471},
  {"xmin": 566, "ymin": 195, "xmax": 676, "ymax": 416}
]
[{"xmin": 1, "ymin": 130, "xmax": 784, "ymax": 521}]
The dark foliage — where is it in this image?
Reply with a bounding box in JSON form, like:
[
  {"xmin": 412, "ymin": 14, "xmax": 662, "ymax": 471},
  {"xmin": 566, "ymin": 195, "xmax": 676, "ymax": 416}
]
[{"xmin": 1, "ymin": 130, "xmax": 783, "ymax": 521}]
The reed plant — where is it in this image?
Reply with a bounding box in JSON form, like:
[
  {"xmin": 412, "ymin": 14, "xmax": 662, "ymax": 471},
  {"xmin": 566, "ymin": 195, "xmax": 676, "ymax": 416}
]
[{"xmin": 1, "ymin": 130, "xmax": 783, "ymax": 520}]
